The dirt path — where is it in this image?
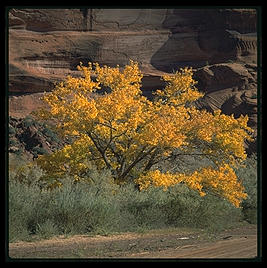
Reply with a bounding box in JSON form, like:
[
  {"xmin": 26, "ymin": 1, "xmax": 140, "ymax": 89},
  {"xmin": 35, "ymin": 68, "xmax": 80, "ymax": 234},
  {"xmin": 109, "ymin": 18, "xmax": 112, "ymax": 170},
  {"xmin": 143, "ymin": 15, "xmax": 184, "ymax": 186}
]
[
  {"xmin": 129, "ymin": 235, "xmax": 257, "ymax": 258},
  {"xmin": 8, "ymin": 224, "xmax": 259, "ymax": 260}
]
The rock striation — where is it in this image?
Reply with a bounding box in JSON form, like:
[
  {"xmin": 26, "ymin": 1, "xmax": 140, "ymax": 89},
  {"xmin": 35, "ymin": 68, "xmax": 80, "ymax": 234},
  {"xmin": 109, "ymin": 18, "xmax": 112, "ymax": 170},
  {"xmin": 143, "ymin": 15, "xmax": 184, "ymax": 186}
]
[{"xmin": 8, "ymin": 8, "xmax": 259, "ymax": 153}]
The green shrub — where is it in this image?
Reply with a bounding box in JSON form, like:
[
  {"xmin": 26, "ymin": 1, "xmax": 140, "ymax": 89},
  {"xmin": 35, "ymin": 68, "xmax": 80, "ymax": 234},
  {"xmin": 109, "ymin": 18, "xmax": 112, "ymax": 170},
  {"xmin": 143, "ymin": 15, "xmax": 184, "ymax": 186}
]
[
  {"xmin": 116, "ymin": 185, "xmax": 169, "ymax": 231},
  {"xmin": 22, "ymin": 116, "xmax": 35, "ymax": 128},
  {"xmin": 9, "ymin": 164, "xmax": 45, "ymax": 187},
  {"xmin": 236, "ymin": 154, "xmax": 258, "ymax": 224},
  {"xmin": 9, "ymin": 156, "xmax": 257, "ymax": 242},
  {"xmin": 9, "ymin": 125, "xmax": 16, "ymax": 135},
  {"xmin": 9, "ymin": 138, "xmax": 18, "ymax": 146},
  {"xmin": 8, "ymin": 170, "xmax": 122, "ymax": 240},
  {"xmin": 42, "ymin": 126, "xmax": 61, "ymax": 143},
  {"xmin": 32, "ymin": 146, "xmax": 48, "ymax": 156},
  {"xmin": 14, "ymin": 148, "xmax": 23, "ymax": 156},
  {"xmin": 9, "ymin": 181, "xmax": 46, "ymax": 241},
  {"xmin": 48, "ymin": 181, "xmax": 119, "ymax": 235},
  {"xmin": 35, "ymin": 219, "xmax": 59, "ymax": 239},
  {"xmin": 138, "ymin": 183, "xmax": 242, "ymax": 232},
  {"xmin": 8, "ymin": 153, "xmax": 29, "ymax": 174}
]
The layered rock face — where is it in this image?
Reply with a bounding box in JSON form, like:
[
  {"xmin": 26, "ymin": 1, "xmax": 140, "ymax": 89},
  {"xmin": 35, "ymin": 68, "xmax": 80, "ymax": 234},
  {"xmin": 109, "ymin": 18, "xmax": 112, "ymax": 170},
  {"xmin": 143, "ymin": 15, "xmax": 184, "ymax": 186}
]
[{"xmin": 8, "ymin": 8, "xmax": 258, "ymax": 153}]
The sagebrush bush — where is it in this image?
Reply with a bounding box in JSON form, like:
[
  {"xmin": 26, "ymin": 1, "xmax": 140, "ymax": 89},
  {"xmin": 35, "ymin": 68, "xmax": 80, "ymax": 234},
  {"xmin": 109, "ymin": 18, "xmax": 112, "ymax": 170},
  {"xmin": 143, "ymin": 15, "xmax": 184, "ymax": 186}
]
[
  {"xmin": 236, "ymin": 154, "xmax": 258, "ymax": 223},
  {"xmin": 9, "ymin": 169, "xmax": 122, "ymax": 241},
  {"xmin": 9, "ymin": 157, "xmax": 258, "ymax": 242},
  {"xmin": 9, "ymin": 124, "xmax": 16, "ymax": 135}
]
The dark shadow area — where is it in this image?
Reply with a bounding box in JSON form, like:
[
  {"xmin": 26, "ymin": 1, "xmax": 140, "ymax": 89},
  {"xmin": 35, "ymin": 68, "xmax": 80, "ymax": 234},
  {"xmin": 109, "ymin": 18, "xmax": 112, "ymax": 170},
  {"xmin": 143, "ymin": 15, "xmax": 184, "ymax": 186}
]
[
  {"xmin": 151, "ymin": 9, "xmax": 257, "ymax": 73},
  {"xmin": 151, "ymin": 9, "xmax": 209, "ymax": 72}
]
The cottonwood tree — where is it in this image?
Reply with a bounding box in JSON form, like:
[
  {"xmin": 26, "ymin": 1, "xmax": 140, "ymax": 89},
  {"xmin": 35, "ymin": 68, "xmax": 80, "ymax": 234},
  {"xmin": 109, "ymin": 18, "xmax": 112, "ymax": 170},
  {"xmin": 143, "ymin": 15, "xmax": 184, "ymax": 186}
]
[{"xmin": 34, "ymin": 60, "xmax": 253, "ymax": 207}]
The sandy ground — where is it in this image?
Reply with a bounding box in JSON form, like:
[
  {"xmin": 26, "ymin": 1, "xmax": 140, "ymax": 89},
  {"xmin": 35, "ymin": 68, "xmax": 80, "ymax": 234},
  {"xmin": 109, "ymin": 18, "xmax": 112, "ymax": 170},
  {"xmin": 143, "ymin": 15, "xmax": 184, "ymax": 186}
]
[{"xmin": 8, "ymin": 224, "xmax": 259, "ymax": 260}]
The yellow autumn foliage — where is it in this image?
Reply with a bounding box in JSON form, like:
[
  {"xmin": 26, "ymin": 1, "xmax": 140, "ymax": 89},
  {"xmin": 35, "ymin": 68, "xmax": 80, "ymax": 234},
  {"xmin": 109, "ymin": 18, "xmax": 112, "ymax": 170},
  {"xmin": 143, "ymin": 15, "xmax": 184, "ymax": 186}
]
[{"xmin": 33, "ymin": 60, "xmax": 253, "ymax": 207}]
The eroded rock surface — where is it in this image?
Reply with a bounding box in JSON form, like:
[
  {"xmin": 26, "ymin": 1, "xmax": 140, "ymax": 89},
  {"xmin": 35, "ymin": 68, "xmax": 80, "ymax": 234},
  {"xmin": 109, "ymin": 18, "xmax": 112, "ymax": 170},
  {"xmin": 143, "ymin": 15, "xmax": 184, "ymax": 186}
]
[{"xmin": 8, "ymin": 8, "xmax": 259, "ymax": 153}]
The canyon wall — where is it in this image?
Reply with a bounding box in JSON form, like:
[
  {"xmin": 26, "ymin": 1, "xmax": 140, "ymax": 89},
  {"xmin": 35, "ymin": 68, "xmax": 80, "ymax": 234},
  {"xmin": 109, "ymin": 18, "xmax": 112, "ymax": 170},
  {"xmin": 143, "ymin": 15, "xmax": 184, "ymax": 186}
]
[{"xmin": 8, "ymin": 8, "xmax": 259, "ymax": 153}]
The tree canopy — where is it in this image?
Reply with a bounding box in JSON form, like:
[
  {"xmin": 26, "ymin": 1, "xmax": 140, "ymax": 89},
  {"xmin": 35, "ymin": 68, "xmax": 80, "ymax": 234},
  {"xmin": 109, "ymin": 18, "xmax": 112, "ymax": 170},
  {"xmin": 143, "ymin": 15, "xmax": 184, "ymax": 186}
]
[{"xmin": 34, "ymin": 60, "xmax": 254, "ymax": 207}]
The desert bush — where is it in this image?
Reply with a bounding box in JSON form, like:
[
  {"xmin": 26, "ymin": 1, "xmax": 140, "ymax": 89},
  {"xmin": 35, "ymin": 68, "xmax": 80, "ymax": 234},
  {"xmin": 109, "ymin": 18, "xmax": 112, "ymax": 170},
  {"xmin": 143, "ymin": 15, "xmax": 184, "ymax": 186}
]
[
  {"xmin": 9, "ymin": 169, "xmax": 122, "ymax": 241},
  {"xmin": 8, "ymin": 153, "xmax": 29, "ymax": 175},
  {"xmin": 42, "ymin": 125, "xmax": 61, "ymax": 143},
  {"xmin": 236, "ymin": 154, "xmax": 258, "ymax": 223},
  {"xmin": 9, "ymin": 181, "xmax": 46, "ymax": 241},
  {"xmin": 9, "ymin": 165, "xmax": 247, "ymax": 242},
  {"xmin": 116, "ymin": 184, "xmax": 169, "ymax": 231},
  {"xmin": 35, "ymin": 219, "xmax": 59, "ymax": 239},
  {"xmin": 161, "ymin": 184, "xmax": 242, "ymax": 231},
  {"xmin": 9, "ymin": 124, "xmax": 16, "ymax": 135},
  {"xmin": 32, "ymin": 146, "xmax": 48, "ymax": 156},
  {"xmin": 9, "ymin": 163, "xmax": 45, "ymax": 187},
  {"xmin": 22, "ymin": 115, "xmax": 36, "ymax": 128},
  {"xmin": 48, "ymin": 179, "xmax": 121, "ymax": 235},
  {"xmin": 9, "ymin": 138, "xmax": 18, "ymax": 146}
]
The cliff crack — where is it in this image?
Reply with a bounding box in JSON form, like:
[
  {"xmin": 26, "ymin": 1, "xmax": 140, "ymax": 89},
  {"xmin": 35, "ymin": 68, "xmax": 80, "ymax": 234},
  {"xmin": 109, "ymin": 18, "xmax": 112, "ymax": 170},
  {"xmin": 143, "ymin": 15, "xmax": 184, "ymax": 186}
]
[{"xmin": 80, "ymin": 8, "xmax": 93, "ymax": 31}]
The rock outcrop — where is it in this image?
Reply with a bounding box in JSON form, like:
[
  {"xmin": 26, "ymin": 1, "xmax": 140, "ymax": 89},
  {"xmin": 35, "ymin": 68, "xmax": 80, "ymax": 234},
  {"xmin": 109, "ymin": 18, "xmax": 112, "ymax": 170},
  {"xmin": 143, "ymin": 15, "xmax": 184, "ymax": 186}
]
[
  {"xmin": 8, "ymin": 8, "xmax": 259, "ymax": 154},
  {"xmin": 9, "ymin": 116, "xmax": 64, "ymax": 159},
  {"xmin": 193, "ymin": 63, "xmax": 257, "ymax": 154}
]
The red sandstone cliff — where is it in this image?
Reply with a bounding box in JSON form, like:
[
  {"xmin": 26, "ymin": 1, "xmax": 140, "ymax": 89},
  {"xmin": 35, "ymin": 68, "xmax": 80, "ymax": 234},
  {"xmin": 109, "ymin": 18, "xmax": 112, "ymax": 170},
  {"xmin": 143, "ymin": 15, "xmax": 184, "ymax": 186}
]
[{"xmin": 8, "ymin": 8, "xmax": 259, "ymax": 153}]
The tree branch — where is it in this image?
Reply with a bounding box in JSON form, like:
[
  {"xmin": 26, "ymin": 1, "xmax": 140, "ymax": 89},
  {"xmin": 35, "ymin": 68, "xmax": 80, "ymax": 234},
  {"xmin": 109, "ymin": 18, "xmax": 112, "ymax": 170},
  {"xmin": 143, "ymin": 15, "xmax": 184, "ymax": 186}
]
[
  {"xmin": 143, "ymin": 148, "xmax": 160, "ymax": 171},
  {"xmin": 87, "ymin": 131, "xmax": 112, "ymax": 169},
  {"xmin": 118, "ymin": 146, "xmax": 156, "ymax": 181}
]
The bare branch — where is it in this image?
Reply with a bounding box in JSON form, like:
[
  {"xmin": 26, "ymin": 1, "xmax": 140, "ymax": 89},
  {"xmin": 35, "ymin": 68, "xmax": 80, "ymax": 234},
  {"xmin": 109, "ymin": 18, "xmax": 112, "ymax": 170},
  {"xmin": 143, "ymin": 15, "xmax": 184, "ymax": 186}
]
[
  {"xmin": 86, "ymin": 131, "xmax": 112, "ymax": 169},
  {"xmin": 143, "ymin": 148, "xmax": 160, "ymax": 171},
  {"xmin": 119, "ymin": 146, "xmax": 156, "ymax": 181}
]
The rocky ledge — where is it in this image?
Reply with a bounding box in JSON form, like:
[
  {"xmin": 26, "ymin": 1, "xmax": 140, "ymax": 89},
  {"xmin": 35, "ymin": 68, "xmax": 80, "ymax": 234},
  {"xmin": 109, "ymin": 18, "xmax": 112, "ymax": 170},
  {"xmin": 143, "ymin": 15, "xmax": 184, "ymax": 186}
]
[{"xmin": 8, "ymin": 8, "xmax": 259, "ymax": 154}]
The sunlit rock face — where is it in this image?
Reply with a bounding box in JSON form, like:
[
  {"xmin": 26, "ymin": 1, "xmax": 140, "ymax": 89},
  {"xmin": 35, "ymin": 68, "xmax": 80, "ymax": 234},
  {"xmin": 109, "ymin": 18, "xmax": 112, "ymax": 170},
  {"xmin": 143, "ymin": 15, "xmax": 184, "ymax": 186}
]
[{"xmin": 8, "ymin": 8, "xmax": 258, "ymax": 153}]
